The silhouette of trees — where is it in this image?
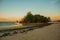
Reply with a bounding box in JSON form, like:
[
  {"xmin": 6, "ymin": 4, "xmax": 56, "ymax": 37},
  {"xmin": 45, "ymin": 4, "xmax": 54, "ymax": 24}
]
[
  {"xmin": 33, "ymin": 14, "xmax": 41, "ymax": 23},
  {"xmin": 47, "ymin": 17, "xmax": 51, "ymax": 22},
  {"xmin": 20, "ymin": 11, "xmax": 51, "ymax": 23},
  {"xmin": 21, "ymin": 12, "xmax": 34, "ymax": 23}
]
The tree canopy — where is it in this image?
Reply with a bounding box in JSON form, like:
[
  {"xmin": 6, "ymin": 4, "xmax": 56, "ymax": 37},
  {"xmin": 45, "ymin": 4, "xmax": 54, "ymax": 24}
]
[{"xmin": 20, "ymin": 11, "xmax": 51, "ymax": 23}]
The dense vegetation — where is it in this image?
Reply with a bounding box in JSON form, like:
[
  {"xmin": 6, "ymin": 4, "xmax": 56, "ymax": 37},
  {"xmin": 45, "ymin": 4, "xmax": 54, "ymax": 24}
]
[{"xmin": 20, "ymin": 12, "xmax": 51, "ymax": 23}]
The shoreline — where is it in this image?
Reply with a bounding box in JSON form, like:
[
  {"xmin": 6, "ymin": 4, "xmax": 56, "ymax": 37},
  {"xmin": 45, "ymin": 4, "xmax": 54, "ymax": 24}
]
[
  {"xmin": 0, "ymin": 23, "xmax": 52, "ymax": 38},
  {"xmin": 0, "ymin": 23, "xmax": 52, "ymax": 32}
]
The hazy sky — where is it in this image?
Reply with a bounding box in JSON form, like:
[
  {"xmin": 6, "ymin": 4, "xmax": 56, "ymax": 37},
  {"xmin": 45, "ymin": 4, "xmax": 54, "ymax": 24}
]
[{"xmin": 0, "ymin": 0, "xmax": 60, "ymax": 21}]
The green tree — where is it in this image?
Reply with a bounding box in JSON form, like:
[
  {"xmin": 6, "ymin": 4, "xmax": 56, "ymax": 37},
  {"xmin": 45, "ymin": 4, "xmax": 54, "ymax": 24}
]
[
  {"xmin": 47, "ymin": 17, "xmax": 51, "ymax": 22},
  {"xmin": 33, "ymin": 14, "xmax": 41, "ymax": 23},
  {"xmin": 22, "ymin": 12, "xmax": 34, "ymax": 23},
  {"xmin": 20, "ymin": 11, "xmax": 51, "ymax": 23}
]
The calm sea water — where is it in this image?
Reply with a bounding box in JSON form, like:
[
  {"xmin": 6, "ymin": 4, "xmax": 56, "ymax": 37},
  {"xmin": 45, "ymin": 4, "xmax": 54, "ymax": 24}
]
[
  {"xmin": 0, "ymin": 22, "xmax": 20, "ymax": 30},
  {"xmin": 0, "ymin": 22, "xmax": 16, "ymax": 26},
  {"xmin": 0, "ymin": 22, "xmax": 18, "ymax": 30}
]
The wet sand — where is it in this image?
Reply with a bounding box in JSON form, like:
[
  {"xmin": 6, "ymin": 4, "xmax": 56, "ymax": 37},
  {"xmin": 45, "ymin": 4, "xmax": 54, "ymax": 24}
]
[{"xmin": 0, "ymin": 23, "xmax": 60, "ymax": 40}]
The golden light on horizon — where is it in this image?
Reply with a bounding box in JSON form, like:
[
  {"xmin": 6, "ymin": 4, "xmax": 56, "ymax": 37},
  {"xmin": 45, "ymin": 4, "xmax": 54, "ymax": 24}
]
[
  {"xmin": 0, "ymin": 17, "xmax": 22, "ymax": 22},
  {"xmin": 50, "ymin": 15, "xmax": 60, "ymax": 21},
  {"xmin": 0, "ymin": 15, "xmax": 60, "ymax": 22}
]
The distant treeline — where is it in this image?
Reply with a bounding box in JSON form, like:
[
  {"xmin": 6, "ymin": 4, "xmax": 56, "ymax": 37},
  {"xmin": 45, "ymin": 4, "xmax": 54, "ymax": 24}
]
[{"xmin": 19, "ymin": 12, "xmax": 51, "ymax": 23}]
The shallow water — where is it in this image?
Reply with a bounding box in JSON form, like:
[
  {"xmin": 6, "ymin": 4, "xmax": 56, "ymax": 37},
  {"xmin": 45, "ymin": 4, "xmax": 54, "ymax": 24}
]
[
  {"xmin": 0, "ymin": 22, "xmax": 18, "ymax": 30},
  {"xmin": 0, "ymin": 22, "xmax": 16, "ymax": 26}
]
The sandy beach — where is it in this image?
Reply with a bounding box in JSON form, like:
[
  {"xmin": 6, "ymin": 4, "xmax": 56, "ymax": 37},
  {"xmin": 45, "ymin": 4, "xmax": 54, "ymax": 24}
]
[{"xmin": 0, "ymin": 23, "xmax": 60, "ymax": 40}]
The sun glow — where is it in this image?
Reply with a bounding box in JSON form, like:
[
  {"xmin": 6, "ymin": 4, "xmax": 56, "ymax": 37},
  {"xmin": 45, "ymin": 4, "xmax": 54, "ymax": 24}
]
[
  {"xmin": 50, "ymin": 15, "xmax": 60, "ymax": 21},
  {"xmin": 0, "ymin": 17, "xmax": 22, "ymax": 22},
  {"xmin": 0, "ymin": 15, "xmax": 60, "ymax": 22}
]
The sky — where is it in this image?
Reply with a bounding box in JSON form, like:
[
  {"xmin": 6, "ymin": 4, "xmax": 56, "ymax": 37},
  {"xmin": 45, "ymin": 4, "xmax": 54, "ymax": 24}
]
[{"xmin": 0, "ymin": 0, "xmax": 60, "ymax": 21}]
